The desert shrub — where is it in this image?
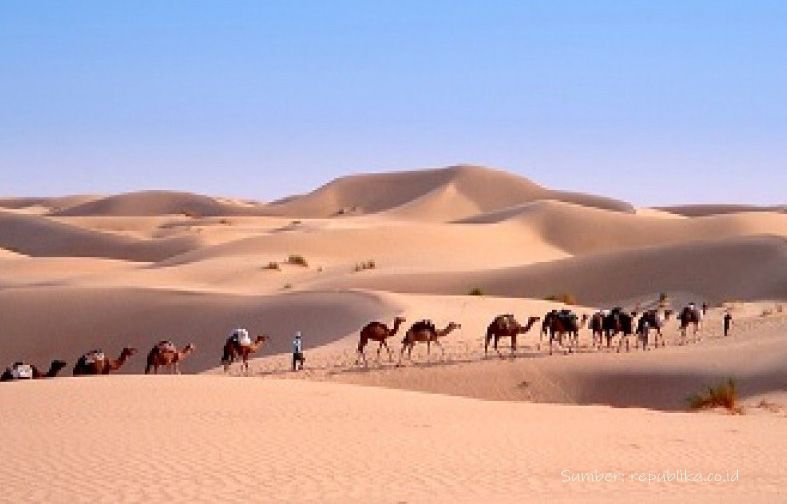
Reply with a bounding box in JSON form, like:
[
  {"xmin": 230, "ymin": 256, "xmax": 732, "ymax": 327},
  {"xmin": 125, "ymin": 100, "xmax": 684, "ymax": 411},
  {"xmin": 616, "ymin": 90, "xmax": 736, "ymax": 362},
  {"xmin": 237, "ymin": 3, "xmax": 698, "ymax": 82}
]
[
  {"xmin": 282, "ymin": 283, "xmax": 292, "ymax": 290},
  {"xmin": 353, "ymin": 260, "xmax": 377, "ymax": 272},
  {"xmin": 761, "ymin": 308, "xmax": 773, "ymax": 317},
  {"xmin": 545, "ymin": 293, "xmax": 577, "ymax": 305},
  {"xmin": 468, "ymin": 287, "xmax": 484, "ymax": 296},
  {"xmin": 287, "ymin": 255, "xmax": 309, "ymax": 267},
  {"xmin": 182, "ymin": 210, "xmax": 200, "ymax": 218},
  {"xmin": 687, "ymin": 378, "xmax": 740, "ymax": 413},
  {"xmin": 776, "ymin": 304, "xmax": 783, "ymax": 314},
  {"xmin": 263, "ymin": 262, "xmax": 280, "ymax": 271},
  {"xmin": 218, "ymin": 218, "xmax": 231, "ymax": 225}
]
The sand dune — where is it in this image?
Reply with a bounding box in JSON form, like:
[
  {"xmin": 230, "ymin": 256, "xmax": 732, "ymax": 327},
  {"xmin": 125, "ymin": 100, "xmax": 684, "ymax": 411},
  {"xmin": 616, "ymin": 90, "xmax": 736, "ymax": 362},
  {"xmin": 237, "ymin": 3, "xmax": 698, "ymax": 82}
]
[
  {"xmin": 53, "ymin": 190, "xmax": 267, "ymax": 217},
  {"xmin": 0, "ymin": 287, "xmax": 394, "ymax": 373},
  {"xmin": 0, "ymin": 210, "xmax": 202, "ymax": 261},
  {"xmin": 1, "ymin": 377, "xmax": 784, "ymax": 504},
  {"xmin": 264, "ymin": 165, "xmax": 634, "ymax": 219},
  {"xmin": 657, "ymin": 204, "xmax": 786, "ymax": 217},
  {"xmin": 329, "ymin": 235, "xmax": 787, "ymax": 306},
  {"xmin": 457, "ymin": 200, "xmax": 787, "ymax": 255},
  {"xmin": 0, "ymin": 194, "xmax": 100, "ymax": 213}
]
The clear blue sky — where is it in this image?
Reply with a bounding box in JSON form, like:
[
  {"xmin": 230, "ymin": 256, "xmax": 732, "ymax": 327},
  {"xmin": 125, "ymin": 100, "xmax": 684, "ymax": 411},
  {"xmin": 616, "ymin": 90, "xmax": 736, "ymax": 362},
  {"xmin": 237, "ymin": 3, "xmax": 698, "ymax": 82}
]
[{"xmin": 2, "ymin": 1, "xmax": 785, "ymax": 205}]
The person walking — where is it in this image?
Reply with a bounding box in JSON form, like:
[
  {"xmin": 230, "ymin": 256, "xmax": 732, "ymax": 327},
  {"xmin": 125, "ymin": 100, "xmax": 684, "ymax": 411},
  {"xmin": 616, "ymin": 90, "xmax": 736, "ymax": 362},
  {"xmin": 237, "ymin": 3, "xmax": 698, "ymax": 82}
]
[
  {"xmin": 723, "ymin": 312, "xmax": 733, "ymax": 337},
  {"xmin": 292, "ymin": 331, "xmax": 305, "ymax": 371}
]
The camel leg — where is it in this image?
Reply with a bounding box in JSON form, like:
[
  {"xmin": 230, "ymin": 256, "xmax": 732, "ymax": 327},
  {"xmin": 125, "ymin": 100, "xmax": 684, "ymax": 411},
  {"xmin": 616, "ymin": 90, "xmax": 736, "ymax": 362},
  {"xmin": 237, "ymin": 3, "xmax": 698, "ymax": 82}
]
[
  {"xmin": 434, "ymin": 340, "xmax": 445, "ymax": 359},
  {"xmin": 381, "ymin": 340, "xmax": 393, "ymax": 362},
  {"xmin": 511, "ymin": 335, "xmax": 517, "ymax": 356}
]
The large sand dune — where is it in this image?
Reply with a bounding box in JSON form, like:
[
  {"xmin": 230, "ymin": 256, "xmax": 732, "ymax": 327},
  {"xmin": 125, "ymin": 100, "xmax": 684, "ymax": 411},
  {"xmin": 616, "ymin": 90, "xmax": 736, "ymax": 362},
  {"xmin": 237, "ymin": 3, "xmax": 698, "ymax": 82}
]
[
  {"xmin": 264, "ymin": 165, "xmax": 634, "ymax": 219},
  {"xmin": 327, "ymin": 235, "xmax": 787, "ymax": 305}
]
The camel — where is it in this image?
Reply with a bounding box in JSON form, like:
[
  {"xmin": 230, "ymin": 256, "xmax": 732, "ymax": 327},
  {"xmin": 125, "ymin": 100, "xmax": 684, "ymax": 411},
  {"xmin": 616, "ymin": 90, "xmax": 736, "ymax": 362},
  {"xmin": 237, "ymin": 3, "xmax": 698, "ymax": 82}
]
[
  {"xmin": 636, "ymin": 310, "xmax": 666, "ymax": 349},
  {"xmin": 145, "ymin": 341, "xmax": 196, "ymax": 375},
  {"xmin": 357, "ymin": 316, "xmax": 406, "ymax": 366},
  {"xmin": 542, "ymin": 310, "xmax": 587, "ymax": 355},
  {"xmin": 484, "ymin": 315, "xmax": 540, "ymax": 356},
  {"xmin": 678, "ymin": 304, "xmax": 702, "ymax": 343},
  {"xmin": 589, "ymin": 311, "xmax": 605, "ymax": 348},
  {"xmin": 399, "ymin": 320, "xmax": 461, "ymax": 361},
  {"xmin": 221, "ymin": 334, "xmax": 269, "ymax": 374},
  {"xmin": 597, "ymin": 308, "xmax": 634, "ymax": 351},
  {"xmin": 1, "ymin": 360, "xmax": 67, "ymax": 382},
  {"xmin": 73, "ymin": 347, "xmax": 137, "ymax": 376}
]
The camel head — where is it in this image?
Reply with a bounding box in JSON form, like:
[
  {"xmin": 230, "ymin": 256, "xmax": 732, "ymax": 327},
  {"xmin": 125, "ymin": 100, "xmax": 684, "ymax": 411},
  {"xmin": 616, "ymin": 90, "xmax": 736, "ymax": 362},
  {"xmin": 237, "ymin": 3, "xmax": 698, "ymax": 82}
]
[
  {"xmin": 183, "ymin": 343, "xmax": 196, "ymax": 354},
  {"xmin": 255, "ymin": 335, "xmax": 269, "ymax": 344},
  {"xmin": 581, "ymin": 314, "xmax": 589, "ymax": 325},
  {"xmin": 121, "ymin": 347, "xmax": 138, "ymax": 358},
  {"xmin": 48, "ymin": 360, "xmax": 68, "ymax": 377},
  {"xmin": 394, "ymin": 316, "xmax": 407, "ymax": 324},
  {"xmin": 447, "ymin": 322, "xmax": 461, "ymax": 331}
]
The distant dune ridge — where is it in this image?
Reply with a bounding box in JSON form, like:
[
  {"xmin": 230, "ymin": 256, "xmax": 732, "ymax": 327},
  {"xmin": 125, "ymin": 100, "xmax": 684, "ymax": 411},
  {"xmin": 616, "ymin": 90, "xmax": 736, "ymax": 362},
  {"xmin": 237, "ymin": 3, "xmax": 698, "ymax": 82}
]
[
  {"xmin": 657, "ymin": 203, "xmax": 786, "ymax": 217},
  {"xmin": 0, "ymin": 210, "xmax": 201, "ymax": 261},
  {"xmin": 263, "ymin": 165, "xmax": 635, "ymax": 219},
  {"xmin": 50, "ymin": 190, "xmax": 267, "ymax": 217}
]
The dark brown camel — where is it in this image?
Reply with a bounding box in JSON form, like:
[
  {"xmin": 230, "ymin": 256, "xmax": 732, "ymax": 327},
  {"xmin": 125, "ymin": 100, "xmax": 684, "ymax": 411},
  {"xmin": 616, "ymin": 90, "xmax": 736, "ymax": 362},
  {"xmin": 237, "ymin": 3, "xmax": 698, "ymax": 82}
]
[
  {"xmin": 678, "ymin": 304, "xmax": 702, "ymax": 343},
  {"xmin": 399, "ymin": 320, "xmax": 461, "ymax": 362},
  {"xmin": 73, "ymin": 347, "xmax": 137, "ymax": 376},
  {"xmin": 636, "ymin": 310, "xmax": 666, "ymax": 349},
  {"xmin": 357, "ymin": 316, "xmax": 406, "ymax": 365},
  {"xmin": 221, "ymin": 335, "xmax": 269, "ymax": 374},
  {"xmin": 542, "ymin": 310, "xmax": 587, "ymax": 355},
  {"xmin": 484, "ymin": 315, "xmax": 540, "ymax": 356},
  {"xmin": 589, "ymin": 312, "xmax": 605, "ymax": 349},
  {"xmin": 1, "ymin": 360, "xmax": 67, "ymax": 382},
  {"xmin": 597, "ymin": 308, "xmax": 634, "ymax": 351},
  {"xmin": 145, "ymin": 341, "xmax": 196, "ymax": 374}
]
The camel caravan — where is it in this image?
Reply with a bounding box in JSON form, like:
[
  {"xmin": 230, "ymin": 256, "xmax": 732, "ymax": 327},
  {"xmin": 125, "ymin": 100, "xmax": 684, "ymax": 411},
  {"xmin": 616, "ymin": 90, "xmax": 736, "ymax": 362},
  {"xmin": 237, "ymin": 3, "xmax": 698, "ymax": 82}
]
[
  {"xmin": 355, "ymin": 301, "xmax": 711, "ymax": 366},
  {"xmin": 2, "ymin": 300, "xmax": 713, "ymax": 381}
]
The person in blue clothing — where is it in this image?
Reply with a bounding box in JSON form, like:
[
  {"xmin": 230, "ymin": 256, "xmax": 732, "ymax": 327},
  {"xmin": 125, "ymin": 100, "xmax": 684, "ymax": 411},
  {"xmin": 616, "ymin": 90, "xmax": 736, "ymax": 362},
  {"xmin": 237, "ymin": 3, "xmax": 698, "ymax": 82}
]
[{"xmin": 292, "ymin": 331, "xmax": 305, "ymax": 371}]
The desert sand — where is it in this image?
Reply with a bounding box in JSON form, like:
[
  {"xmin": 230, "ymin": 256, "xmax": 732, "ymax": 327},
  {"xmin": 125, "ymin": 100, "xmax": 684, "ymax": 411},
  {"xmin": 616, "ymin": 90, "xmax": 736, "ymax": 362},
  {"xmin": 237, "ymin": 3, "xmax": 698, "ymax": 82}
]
[{"xmin": 1, "ymin": 165, "xmax": 786, "ymax": 502}]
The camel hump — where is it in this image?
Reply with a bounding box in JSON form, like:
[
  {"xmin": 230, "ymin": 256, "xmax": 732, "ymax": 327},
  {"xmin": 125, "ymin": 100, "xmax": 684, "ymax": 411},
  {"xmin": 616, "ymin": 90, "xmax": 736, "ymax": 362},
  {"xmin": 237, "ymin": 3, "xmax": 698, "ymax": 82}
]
[
  {"xmin": 81, "ymin": 350, "xmax": 105, "ymax": 365},
  {"xmin": 412, "ymin": 320, "xmax": 435, "ymax": 333},
  {"xmin": 156, "ymin": 340, "xmax": 177, "ymax": 352}
]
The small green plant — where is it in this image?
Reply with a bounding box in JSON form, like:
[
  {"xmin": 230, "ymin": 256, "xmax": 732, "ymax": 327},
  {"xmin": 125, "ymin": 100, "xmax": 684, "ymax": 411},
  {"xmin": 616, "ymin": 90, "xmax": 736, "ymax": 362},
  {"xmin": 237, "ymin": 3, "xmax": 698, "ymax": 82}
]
[
  {"xmin": 468, "ymin": 287, "xmax": 484, "ymax": 296},
  {"xmin": 287, "ymin": 255, "xmax": 309, "ymax": 267},
  {"xmin": 687, "ymin": 378, "xmax": 741, "ymax": 413},
  {"xmin": 263, "ymin": 262, "xmax": 280, "ymax": 271},
  {"xmin": 545, "ymin": 293, "xmax": 577, "ymax": 305}
]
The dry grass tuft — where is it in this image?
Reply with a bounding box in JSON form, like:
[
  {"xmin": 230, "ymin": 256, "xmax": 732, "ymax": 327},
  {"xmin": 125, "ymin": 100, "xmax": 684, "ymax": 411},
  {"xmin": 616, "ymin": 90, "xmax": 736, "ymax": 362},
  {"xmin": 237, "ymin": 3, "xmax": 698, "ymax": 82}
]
[
  {"xmin": 263, "ymin": 262, "xmax": 281, "ymax": 271},
  {"xmin": 353, "ymin": 260, "xmax": 376, "ymax": 272},
  {"xmin": 287, "ymin": 255, "xmax": 309, "ymax": 268},
  {"xmin": 545, "ymin": 293, "xmax": 577, "ymax": 305},
  {"xmin": 687, "ymin": 378, "xmax": 742, "ymax": 414}
]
